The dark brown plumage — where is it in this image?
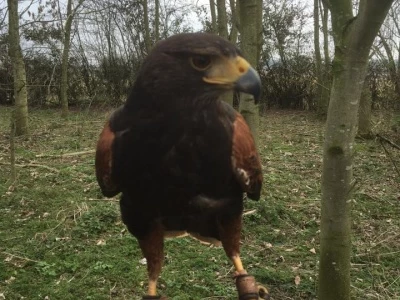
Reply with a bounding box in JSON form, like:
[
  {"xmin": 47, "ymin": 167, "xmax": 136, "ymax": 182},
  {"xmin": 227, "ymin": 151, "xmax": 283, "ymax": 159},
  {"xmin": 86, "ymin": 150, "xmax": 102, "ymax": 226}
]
[{"xmin": 95, "ymin": 32, "xmax": 268, "ymax": 299}]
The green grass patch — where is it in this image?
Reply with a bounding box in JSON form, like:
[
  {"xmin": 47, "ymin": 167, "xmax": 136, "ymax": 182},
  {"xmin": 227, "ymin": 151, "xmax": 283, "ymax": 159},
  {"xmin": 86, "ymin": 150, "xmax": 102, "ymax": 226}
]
[{"xmin": 0, "ymin": 108, "xmax": 398, "ymax": 299}]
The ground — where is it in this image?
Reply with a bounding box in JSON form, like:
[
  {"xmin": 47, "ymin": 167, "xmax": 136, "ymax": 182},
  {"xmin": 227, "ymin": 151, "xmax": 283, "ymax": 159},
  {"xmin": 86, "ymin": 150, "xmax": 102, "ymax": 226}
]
[{"xmin": 0, "ymin": 107, "xmax": 399, "ymax": 300}]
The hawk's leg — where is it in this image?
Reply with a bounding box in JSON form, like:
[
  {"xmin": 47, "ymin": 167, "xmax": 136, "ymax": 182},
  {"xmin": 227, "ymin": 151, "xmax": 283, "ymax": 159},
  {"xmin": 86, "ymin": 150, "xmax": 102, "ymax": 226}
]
[
  {"xmin": 217, "ymin": 213, "xmax": 247, "ymax": 276},
  {"xmin": 218, "ymin": 214, "xmax": 269, "ymax": 300},
  {"xmin": 137, "ymin": 221, "xmax": 164, "ymax": 298}
]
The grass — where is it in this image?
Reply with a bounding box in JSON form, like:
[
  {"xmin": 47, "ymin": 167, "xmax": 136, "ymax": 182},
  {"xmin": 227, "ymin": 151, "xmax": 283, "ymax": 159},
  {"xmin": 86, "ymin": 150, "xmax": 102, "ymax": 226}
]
[{"xmin": 0, "ymin": 107, "xmax": 399, "ymax": 300}]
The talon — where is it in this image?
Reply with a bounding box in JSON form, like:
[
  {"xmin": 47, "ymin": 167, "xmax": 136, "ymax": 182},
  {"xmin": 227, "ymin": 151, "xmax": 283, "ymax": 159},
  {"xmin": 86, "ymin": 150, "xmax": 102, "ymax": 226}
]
[{"xmin": 257, "ymin": 284, "xmax": 270, "ymax": 299}]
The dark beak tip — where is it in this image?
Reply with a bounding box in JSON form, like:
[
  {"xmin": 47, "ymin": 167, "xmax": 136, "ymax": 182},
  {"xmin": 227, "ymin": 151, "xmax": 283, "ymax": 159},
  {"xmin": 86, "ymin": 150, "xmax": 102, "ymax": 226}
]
[{"xmin": 235, "ymin": 67, "xmax": 262, "ymax": 104}]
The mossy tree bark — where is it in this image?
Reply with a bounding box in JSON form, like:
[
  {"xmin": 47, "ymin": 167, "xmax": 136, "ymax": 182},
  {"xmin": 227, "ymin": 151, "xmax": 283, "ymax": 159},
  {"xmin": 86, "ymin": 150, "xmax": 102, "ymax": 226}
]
[
  {"xmin": 238, "ymin": 0, "xmax": 262, "ymax": 146},
  {"xmin": 319, "ymin": 1, "xmax": 394, "ymax": 299},
  {"xmin": 8, "ymin": 0, "xmax": 29, "ymax": 136}
]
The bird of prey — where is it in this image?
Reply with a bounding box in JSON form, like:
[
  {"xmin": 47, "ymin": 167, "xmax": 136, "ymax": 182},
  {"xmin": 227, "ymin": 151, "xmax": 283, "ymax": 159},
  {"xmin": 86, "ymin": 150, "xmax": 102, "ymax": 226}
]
[{"xmin": 95, "ymin": 32, "xmax": 268, "ymax": 299}]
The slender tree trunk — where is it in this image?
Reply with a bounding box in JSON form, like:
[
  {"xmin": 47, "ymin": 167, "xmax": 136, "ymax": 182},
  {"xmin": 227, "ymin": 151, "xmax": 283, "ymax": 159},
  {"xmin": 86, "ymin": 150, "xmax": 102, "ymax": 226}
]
[
  {"xmin": 398, "ymin": 40, "xmax": 400, "ymax": 101},
  {"xmin": 319, "ymin": 1, "xmax": 394, "ymax": 300},
  {"xmin": 8, "ymin": 0, "xmax": 29, "ymax": 135},
  {"xmin": 10, "ymin": 112, "xmax": 16, "ymax": 182},
  {"xmin": 321, "ymin": 0, "xmax": 331, "ymax": 113},
  {"xmin": 389, "ymin": 6, "xmax": 400, "ymax": 100},
  {"xmin": 217, "ymin": 0, "xmax": 232, "ymax": 106},
  {"xmin": 256, "ymin": 0, "xmax": 262, "ymax": 61},
  {"xmin": 60, "ymin": 0, "xmax": 84, "ymax": 118},
  {"xmin": 358, "ymin": 80, "xmax": 372, "ymax": 137},
  {"xmin": 238, "ymin": 0, "xmax": 262, "ymax": 146},
  {"xmin": 216, "ymin": 0, "xmax": 228, "ymax": 39},
  {"xmin": 155, "ymin": 0, "xmax": 160, "ymax": 42},
  {"xmin": 60, "ymin": 0, "xmax": 73, "ymax": 117},
  {"xmin": 229, "ymin": 0, "xmax": 239, "ymax": 43},
  {"xmin": 314, "ymin": 0, "xmax": 324, "ymax": 113},
  {"xmin": 142, "ymin": 0, "xmax": 151, "ymax": 53},
  {"xmin": 321, "ymin": 0, "xmax": 330, "ymax": 67},
  {"xmin": 379, "ymin": 33, "xmax": 400, "ymax": 97},
  {"xmin": 209, "ymin": 0, "xmax": 217, "ymax": 33}
]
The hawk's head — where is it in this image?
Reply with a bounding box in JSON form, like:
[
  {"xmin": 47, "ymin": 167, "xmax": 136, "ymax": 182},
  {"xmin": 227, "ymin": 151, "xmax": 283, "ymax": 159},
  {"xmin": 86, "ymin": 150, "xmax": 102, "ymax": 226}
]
[{"xmin": 130, "ymin": 33, "xmax": 261, "ymax": 107}]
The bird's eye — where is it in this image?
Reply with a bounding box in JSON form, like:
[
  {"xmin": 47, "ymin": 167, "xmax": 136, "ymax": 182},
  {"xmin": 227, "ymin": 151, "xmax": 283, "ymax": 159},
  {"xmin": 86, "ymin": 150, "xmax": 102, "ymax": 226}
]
[{"xmin": 190, "ymin": 55, "xmax": 212, "ymax": 71}]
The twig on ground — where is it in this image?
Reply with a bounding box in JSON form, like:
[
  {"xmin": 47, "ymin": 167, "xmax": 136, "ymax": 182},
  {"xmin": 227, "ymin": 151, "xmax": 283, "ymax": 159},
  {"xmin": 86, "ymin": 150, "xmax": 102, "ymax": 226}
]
[
  {"xmin": 85, "ymin": 198, "xmax": 119, "ymax": 202},
  {"xmin": 1, "ymin": 251, "xmax": 40, "ymax": 263},
  {"xmin": 377, "ymin": 134, "xmax": 400, "ymax": 150},
  {"xmin": 35, "ymin": 149, "xmax": 95, "ymax": 158},
  {"xmin": 378, "ymin": 138, "xmax": 400, "ymax": 177},
  {"xmin": 243, "ymin": 209, "xmax": 257, "ymax": 216},
  {"xmin": 0, "ymin": 162, "xmax": 60, "ymax": 173}
]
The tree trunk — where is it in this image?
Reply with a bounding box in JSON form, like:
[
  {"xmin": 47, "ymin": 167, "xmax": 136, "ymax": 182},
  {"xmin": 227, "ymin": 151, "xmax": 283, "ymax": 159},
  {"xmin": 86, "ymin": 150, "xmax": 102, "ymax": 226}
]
[
  {"xmin": 60, "ymin": 0, "xmax": 73, "ymax": 117},
  {"xmin": 229, "ymin": 0, "xmax": 239, "ymax": 43},
  {"xmin": 256, "ymin": 0, "xmax": 262, "ymax": 61},
  {"xmin": 238, "ymin": 0, "xmax": 262, "ymax": 146},
  {"xmin": 358, "ymin": 80, "xmax": 372, "ymax": 137},
  {"xmin": 216, "ymin": 0, "xmax": 228, "ymax": 39},
  {"xmin": 155, "ymin": 0, "xmax": 160, "ymax": 42},
  {"xmin": 7, "ymin": 0, "xmax": 29, "ymax": 136},
  {"xmin": 321, "ymin": 0, "xmax": 330, "ymax": 68},
  {"xmin": 217, "ymin": 0, "xmax": 232, "ymax": 106},
  {"xmin": 142, "ymin": 0, "xmax": 151, "ymax": 53},
  {"xmin": 209, "ymin": 0, "xmax": 217, "ymax": 33},
  {"xmin": 10, "ymin": 112, "xmax": 16, "ymax": 182},
  {"xmin": 314, "ymin": 0, "xmax": 324, "ymax": 113},
  {"xmin": 320, "ymin": 0, "xmax": 331, "ymax": 114},
  {"xmin": 398, "ymin": 39, "xmax": 400, "ymax": 101},
  {"xmin": 319, "ymin": 1, "xmax": 394, "ymax": 300},
  {"xmin": 379, "ymin": 33, "xmax": 400, "ymax": 98},
  {"xmin": 60, "ymin": 0, "xmax": 84, "ymax": 118}
]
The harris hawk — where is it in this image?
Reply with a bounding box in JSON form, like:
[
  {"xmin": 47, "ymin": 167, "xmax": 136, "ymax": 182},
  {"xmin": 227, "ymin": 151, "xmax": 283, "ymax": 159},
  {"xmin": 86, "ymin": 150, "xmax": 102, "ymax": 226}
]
[{"xmin": 95, "ymin": 33, "xmax": 268, "ymax": 300}]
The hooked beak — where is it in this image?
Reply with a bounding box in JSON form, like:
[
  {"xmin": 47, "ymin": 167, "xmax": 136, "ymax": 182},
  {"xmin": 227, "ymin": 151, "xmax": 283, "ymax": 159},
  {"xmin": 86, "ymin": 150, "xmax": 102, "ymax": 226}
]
[{"xmin": 203, "ymin": 56, "xmax": 261, "ymax": 103}]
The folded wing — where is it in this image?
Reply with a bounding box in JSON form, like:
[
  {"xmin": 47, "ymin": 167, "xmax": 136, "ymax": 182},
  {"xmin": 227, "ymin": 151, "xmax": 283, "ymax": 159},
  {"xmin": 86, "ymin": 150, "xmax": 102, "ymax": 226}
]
[
  {"xmin": 231, "ymin": 114, "xmax": 263, "ymax": 200},
  {"xmin": 95, "ymin": 120, "xmax": 120, "ymax": 197}
]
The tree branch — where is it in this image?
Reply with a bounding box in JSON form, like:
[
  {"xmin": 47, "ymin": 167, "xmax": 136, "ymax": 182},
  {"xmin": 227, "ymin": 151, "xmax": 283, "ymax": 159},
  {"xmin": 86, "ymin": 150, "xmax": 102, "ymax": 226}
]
[{"xmin": 350, "ymin": 0, "xmax": 394, "ymax": 56}]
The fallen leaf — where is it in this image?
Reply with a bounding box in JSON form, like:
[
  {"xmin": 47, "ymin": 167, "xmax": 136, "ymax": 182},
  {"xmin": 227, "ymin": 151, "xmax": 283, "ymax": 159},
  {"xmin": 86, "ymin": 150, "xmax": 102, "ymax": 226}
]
[
  {"xmin": 5, "ymin": 276, "xmax": 16, "ymax": 284},
  {"xmin": 295, "ymin": 275, "xmax": 301, "ymax": 286},
  {"xmin": 96, "ymin": 239, "xmax": 106, "ymax": 246},
  {"xmin": 263, "ymin": 242, "xmax": 273, "ymax": 249}
]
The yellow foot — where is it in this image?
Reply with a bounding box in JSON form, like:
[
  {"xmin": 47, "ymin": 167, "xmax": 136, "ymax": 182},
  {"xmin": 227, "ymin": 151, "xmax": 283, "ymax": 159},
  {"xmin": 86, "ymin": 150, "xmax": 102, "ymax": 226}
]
[{"xmin": 233, "ymin": 269, "xmax": 248, "ymax": 278}]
